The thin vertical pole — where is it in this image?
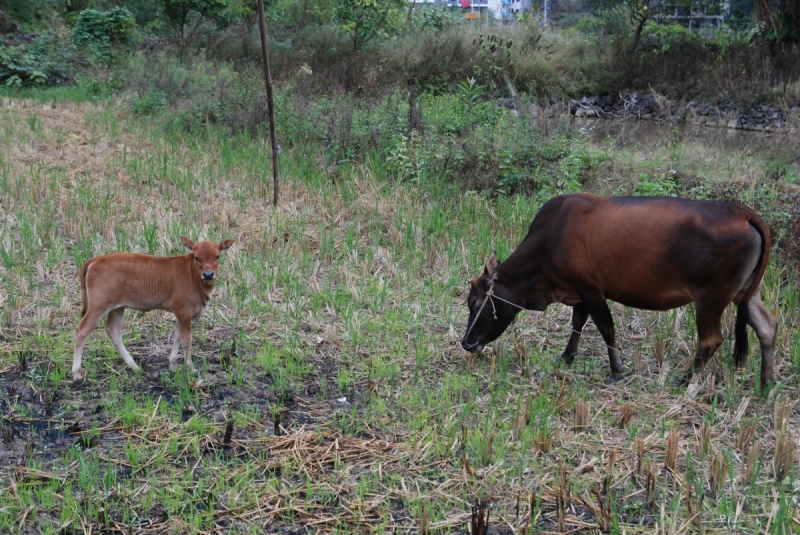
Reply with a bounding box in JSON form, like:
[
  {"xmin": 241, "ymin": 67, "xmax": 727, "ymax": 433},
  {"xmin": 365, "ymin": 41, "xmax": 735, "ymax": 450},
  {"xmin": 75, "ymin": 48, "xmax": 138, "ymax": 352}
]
[{"xmin": 257, "ymin": 0, "xmax": 279, "ymax": 206}]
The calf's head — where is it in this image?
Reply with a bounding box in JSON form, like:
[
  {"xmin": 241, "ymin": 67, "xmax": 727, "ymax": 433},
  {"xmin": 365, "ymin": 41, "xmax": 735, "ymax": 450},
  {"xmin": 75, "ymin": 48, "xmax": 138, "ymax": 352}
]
[
  {"xmin": 181, "ymin": 236, "xmax": 235, "ymax": 284},
  {"xmin": 461, "ymin": 253, "xmax": 518, "ymax": 353}
]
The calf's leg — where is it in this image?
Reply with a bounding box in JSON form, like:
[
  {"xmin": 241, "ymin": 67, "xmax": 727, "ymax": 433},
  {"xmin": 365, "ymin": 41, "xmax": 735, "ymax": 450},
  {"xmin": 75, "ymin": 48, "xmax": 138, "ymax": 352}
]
[
  {"xmin": 170, "ymin": 313, "xmax": 194, "ymax": 372},
  {"xmin": 560, "ymin": 303, "xmax": 589, "ymax": 365},
  {"xmin": 745, "ymin": 292, "xmax": 777, "ymax": 387},
  {"xmin": 73, "ymin": 308, "xmax": 107, "ymax": 383},
  {"xmin": 105, "ymin": 307, "xmax": 140, "ymax": 373},
  {"xmin": 579, "ymin": 290, "xmax": 623, "ymax": 382},
  {"xmin": 168, "ymin": 324, "xmax": 181, "ymax": 370}
]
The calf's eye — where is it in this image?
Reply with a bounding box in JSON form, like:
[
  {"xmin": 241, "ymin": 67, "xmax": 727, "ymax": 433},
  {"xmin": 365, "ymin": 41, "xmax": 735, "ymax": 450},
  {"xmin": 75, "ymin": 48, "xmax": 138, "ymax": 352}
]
[
  {"xmin": 216, "ymin": 255, "xmax": 220, "ymax": 260},
  {"xmin": 194, "ymin": 256, "xmax": 199, "ymax": 262}
]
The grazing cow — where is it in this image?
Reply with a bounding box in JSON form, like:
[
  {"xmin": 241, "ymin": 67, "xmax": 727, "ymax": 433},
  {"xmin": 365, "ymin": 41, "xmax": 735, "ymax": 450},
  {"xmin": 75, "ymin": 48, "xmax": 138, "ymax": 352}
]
[
  {"xmin": 72, "ymin": 236, "xmax": 234, "ymax": 384},
  {"xmin": 461, "ymin": 194, "xmax": 777, "ymax": 387}
]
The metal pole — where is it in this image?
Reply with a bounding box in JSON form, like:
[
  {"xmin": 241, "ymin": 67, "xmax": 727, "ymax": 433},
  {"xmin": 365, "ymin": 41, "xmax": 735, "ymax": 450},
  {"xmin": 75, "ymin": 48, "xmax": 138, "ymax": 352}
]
[{"xmin": 257, "ymin": 0, "xmax": 279, "ymax": 206}]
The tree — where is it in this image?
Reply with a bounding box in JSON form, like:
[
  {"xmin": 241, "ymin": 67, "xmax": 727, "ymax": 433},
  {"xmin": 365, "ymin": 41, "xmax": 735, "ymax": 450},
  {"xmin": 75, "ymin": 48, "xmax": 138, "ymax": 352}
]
[
  {"xmin": 159, "ymin": 0, "xmax": 232, "ymax": 38},
  {"xmin": 754, "ymin": 0, "xmax": 800, "ymax": 43},
  {"xmin": 590, "ymin": 0, "xmax": 724, "ymax": 52},
  {"xmin": 285, "ymin": 0, "xmax": 334, "ymax": 32},
  {"xmin": 333, "ymin": 0, "xmax": 406, "ymax": 52}
]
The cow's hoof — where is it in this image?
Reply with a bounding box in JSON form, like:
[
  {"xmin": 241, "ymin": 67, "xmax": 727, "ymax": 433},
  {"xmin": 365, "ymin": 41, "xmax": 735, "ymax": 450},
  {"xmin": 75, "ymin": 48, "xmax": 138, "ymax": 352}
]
[
  {"xmin": 605, "ymin": 373, "xmax": 624, "ymax": 384},
  {"xmin": 556, "ymin": 353, "xmax": 575, "ymax": 366},
  {"xmin": 678, "ymin": 373, "xmax": 693, "ymax": 387}
]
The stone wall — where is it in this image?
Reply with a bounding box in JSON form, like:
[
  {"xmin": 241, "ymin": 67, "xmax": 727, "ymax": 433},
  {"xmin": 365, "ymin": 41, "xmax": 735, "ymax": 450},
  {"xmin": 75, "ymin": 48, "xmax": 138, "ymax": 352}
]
[{"xmin": 567, "ymin": 91, "xmax": 800, "ymax": 131}]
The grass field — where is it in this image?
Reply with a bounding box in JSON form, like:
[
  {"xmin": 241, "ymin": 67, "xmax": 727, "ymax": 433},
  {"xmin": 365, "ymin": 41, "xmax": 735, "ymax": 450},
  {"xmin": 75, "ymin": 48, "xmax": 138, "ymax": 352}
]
[{"xmin": 0, "ymin": 91, "xmax": 799, "ymax": 534}]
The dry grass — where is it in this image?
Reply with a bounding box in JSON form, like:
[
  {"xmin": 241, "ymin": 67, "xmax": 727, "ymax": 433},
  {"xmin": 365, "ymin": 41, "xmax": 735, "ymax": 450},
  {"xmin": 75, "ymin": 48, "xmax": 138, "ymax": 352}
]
[{"xmin": 0, "ymin": 95, "xmax": 799, "ymax": 533}]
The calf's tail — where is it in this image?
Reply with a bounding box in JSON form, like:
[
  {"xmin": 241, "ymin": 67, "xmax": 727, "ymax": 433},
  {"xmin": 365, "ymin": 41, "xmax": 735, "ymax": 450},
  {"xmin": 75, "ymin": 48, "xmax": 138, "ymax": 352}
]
[
  {"xmin": 733, "ymin": 215, "xmax": 770, "ymax": 367},
  {"xmin": 79, "ymin": 260, "xmax": 91, "ymax": 318}
]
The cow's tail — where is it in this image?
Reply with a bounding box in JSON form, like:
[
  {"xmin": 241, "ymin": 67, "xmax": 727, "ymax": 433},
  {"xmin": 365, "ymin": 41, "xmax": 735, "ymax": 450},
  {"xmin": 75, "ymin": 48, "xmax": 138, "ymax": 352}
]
[
  {"xmin": 733, "ymin": 214, "xmax": 771, "ymax": 367},
  {"xmin": 79, "ymin": 260, "xmax": 92, "ymax": 318}
]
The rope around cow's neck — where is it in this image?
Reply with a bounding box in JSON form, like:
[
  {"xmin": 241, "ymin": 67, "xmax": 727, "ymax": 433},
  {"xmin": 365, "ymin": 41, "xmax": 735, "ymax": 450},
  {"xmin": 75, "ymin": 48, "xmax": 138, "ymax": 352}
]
[
  {"xmin": 465, "ymin": 279, "xmax": 618, "ymax": 355},
  {"xmin": 464, "ymin": 275, "xmax": 528, "ymax": 342}
]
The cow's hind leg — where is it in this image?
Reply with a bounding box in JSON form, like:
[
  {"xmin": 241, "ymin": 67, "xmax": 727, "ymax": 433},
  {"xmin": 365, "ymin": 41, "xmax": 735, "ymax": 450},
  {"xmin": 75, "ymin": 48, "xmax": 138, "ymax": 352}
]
[
  {"xmin": 559, "ymin": 303, "xmax": 589, "ymax": 365},
  {"xmin": 685, "ymin": 301, "xmax": 725, "ymax": 384},
  {"xmin": 73, "ymin": 308, "xmax": 107, "ymax": 384},
  {"xmin": 746, "ymin": 292, "xmax": 777, "ymax": 387},
  {"xmin": 105, "ymin": 307, "xmax": 140, "ymax": 373},
  {"xmin": 579, "ymin": 291, "xmax": 623, "ymax": 382}
]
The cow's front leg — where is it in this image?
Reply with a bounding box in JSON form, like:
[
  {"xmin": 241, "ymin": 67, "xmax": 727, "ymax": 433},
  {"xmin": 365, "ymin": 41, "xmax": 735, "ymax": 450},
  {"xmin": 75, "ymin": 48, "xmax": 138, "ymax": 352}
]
[
  {"xmin": 559, "ymin": 303, "xmax": 589, "ymax": 365},
  {"xmin": 579, "ymin": 291, "xmax": 623, "ymax": 382}
]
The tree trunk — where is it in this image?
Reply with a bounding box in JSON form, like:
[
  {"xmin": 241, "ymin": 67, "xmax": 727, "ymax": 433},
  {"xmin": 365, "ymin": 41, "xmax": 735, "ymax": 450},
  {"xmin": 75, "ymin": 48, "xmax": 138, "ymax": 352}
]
[{"xmin": 630, "ymin": 15, "xmax": 647, "ymax": 53}]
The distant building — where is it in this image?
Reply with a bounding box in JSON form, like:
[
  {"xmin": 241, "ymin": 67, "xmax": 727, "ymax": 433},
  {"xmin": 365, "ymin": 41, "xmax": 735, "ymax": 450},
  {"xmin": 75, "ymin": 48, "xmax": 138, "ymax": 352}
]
[{"xmin": 414, "ymin": 0, "xmax": 533, "ymax": 21}]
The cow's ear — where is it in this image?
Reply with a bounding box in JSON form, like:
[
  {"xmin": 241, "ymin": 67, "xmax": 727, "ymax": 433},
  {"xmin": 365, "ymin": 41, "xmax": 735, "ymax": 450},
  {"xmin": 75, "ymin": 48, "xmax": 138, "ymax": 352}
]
[
  {"xmin": 180, "ymin": 236, "xmax": 195, "ymax": 250},
  {"xmin": 219, "ymin": 239, "xmax": 234, "ymax": 251},
  {"xmin": 483, "ymin": 251, "xmax": 499, "ymax": 279}
]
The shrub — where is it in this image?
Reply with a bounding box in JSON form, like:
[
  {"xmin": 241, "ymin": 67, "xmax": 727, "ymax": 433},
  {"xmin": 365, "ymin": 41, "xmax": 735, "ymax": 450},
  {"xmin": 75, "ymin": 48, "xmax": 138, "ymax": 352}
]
[
  {"xmin": 0, "ymin": 44, "xmax": 47, "ymax": 86},
  {"xmin": 72, "ymin": 7, "xmax": 138, "ymax": 55},
  {"xmin": 0, "ymin": 30, "xmax": 79, "ymax": 86}
]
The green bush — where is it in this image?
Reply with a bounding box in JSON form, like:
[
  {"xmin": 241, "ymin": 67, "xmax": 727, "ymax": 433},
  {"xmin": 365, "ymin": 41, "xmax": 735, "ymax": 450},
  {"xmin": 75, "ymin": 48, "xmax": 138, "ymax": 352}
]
[
  {"xmin": 0, "ymin": 30, "xmax": 78, "ymax": 86},
  {"xmin": 0, "ymin": 44, "xmax": 47, "ymax": 86},
  {"xmin": 72, "ymin": 7, "xmax": 137, "ymax": 54},
  {"xmin": 639, "ymin": 22, "xmax": 699, "ymax": 54}
]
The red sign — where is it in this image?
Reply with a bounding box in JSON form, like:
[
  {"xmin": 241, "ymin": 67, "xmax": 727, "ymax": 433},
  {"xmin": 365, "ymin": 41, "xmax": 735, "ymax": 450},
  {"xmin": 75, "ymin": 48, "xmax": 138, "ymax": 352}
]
[{"xmin": 460, "ymin": 0, "xmax": 470, "ymax": 7}]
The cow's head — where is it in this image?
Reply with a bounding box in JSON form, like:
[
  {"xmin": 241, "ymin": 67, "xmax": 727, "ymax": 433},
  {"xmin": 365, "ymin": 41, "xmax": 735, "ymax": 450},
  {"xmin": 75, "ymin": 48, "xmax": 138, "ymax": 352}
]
[
  {"xmin": 181, "ymin": 236, "xmax": 235, "ymax": 284},
  {"xmin": 461, "ymin": 252, "xmax": 518, "ymax": 353}
]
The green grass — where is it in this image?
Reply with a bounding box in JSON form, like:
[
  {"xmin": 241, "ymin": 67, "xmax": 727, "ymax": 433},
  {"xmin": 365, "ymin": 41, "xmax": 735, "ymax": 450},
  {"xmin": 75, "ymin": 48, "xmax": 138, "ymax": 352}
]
[{"xmin": 0, "ymin": 92, "xmax": 798, "ymax": 533}]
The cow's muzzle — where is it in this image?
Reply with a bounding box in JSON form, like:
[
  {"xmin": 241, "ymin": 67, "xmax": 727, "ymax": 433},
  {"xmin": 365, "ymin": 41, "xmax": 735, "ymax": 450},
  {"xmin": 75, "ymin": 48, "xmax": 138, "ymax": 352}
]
[
  {"xmin": 460, "ymin": 338, "xmax": 484, "ymax": 353},
  {"xmin": 202, "ymin": 272, "xmax": 216, "ymax": 281}
]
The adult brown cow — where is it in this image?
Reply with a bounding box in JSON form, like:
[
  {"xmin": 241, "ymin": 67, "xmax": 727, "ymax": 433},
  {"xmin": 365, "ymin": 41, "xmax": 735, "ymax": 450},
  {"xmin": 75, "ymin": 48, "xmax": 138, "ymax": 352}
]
[{"xmin": 461, "ymin": 194, "xmax": 777, "ymax": 387}]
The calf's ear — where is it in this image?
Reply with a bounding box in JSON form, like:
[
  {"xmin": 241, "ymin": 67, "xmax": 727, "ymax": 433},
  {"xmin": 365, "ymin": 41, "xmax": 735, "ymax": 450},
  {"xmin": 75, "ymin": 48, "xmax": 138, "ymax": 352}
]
[
  {"xmin": 483, "ymin": 251, "xmax": 499, "ymax": 279},
  {"xmin": 180, "ymin": 236, "xmax": 195, "ymax": 250},
  {"xmin": 219, "ymin": 239, "xmax": 235, "ymax": 251}
]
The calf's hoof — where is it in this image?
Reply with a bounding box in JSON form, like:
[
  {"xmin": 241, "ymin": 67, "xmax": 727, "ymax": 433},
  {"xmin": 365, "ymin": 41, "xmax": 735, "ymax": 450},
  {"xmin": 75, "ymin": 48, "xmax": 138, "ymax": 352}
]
[{"xmin": 72, "ymin": 370, "xmax": 85, "ymax": 386}]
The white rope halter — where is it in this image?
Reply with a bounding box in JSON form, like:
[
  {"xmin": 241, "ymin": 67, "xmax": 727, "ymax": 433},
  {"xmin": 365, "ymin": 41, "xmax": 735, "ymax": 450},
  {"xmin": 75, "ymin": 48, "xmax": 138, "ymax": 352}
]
[
  {"xmin": 465, "ymin": 276, "xmax": 618, "ymax": 354},
  {"xmin": 464, "ymin": 275, "xmax": 527, "ymax": 342}
]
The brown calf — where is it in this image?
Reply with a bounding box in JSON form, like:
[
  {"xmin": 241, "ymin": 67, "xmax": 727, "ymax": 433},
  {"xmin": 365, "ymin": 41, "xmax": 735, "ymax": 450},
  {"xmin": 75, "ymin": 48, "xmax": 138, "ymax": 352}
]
[
  {"xmin": 461, "ymin": 194, "xmax": 777, "ymax": 388},
  {"xmin": 72, "ymin": 236, "xmax": 234, "ymax": 383}
]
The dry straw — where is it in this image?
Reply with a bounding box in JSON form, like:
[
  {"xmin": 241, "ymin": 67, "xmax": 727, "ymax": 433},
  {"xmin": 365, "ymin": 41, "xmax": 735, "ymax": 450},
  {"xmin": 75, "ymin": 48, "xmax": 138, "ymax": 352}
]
[
  {"xmin": 573, "ymin": 399, "xmax": 590, "ymax": 430},
  {"xmin": 665, "ymin": 428, "xmax": 679, "ymax": 472}
]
